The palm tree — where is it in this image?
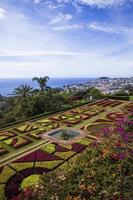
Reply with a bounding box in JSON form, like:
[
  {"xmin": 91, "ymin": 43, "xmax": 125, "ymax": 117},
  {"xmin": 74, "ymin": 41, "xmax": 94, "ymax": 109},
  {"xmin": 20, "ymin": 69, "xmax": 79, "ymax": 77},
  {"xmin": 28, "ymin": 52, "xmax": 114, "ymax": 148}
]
[
  {"xmin": 32, "ymin": 76, "xmax": 49, "ymax": 93},
  {"xmin": 12, "ymin": 84, "xmax": 33, "ymax": 98}
]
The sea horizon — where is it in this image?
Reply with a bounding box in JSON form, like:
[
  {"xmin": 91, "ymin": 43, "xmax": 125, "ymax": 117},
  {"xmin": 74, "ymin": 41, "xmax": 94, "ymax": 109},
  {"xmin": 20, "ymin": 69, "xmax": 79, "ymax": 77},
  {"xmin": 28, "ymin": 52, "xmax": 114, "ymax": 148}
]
[{"xmin": 0, "ymin": 77, "xmax": 96, "ymax": 96}]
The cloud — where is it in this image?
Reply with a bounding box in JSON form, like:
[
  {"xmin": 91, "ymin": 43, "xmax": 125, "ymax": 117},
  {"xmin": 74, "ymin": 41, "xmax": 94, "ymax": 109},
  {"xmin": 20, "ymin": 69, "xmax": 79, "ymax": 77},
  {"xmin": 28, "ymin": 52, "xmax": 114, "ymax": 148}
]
[
  {"xmin": 0, "ymin": 8, "xmax": 6, "ymax": 19},
  {"xmin": 0, "ymin": 49, "xmax": 98, "ymax": 57},
  {"xmin": 34, "ymin": 0, "xmax": 42, "ymax": 4},
  {"xmin": 53, "ymin": 21, "xmax": 133, "ymax": 36},
  {"xmin": 43, "ymin": 0, "xmax": 65, "ymax": 9},
  {"xmin": 78, "ymin": 0, "xmax": 125, "ymax": 8},
  {"xmin": 52, "ymin": 23, "xmax": 83, "ymax": 30},
  {"xmin": 0, "ymin": 51, "xmax": 132, "ymax": 78},
  {"xmin": 52, "ymin": 21, "xmax": 133, "ymax": 45},
  {"xmin": 0, "ymin": 3, "xmax": 69, "ymax": 54},
  {"xmin": 50, "ymin": 13, "xmax": 72, "ymax": 24},
  {"xmin": 88, "ymin": 22, "xmax": 123, "ymax": 34},
  {"xmin": 31, "ymin": 0, "xmax": 129, "ymax": 10},
  {"xmin": 0, "ymin": 0, "xmax": 133, "ymax": 78},
  {"xmin": 43, "ymin": 0, "xmax": 126, "ymax": 9}
]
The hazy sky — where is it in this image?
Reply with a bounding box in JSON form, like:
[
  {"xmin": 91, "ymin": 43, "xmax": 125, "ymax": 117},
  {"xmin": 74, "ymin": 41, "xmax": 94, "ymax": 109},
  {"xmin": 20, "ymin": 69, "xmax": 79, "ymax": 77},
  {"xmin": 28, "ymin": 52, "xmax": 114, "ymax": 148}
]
[{"xmin": 0, "ymin": 0, "xmax": 133, "ymax": 78}]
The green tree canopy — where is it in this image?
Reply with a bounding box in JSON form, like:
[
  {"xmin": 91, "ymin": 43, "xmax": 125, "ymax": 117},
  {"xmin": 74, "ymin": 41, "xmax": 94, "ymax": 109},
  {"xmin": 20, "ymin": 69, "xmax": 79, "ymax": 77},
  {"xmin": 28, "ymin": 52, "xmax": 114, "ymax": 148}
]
[
  {"xmin": 12, "ymin": 84, "xmax": 33, "ymax": 98},
  {"xmin": 32, "ymin": 76, "xmax": 49, "ymax": 93}
]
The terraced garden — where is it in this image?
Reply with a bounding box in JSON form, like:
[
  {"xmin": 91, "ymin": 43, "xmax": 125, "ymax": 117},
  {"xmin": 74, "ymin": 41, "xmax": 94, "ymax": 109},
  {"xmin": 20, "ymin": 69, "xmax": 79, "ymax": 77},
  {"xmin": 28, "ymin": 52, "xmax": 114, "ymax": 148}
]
[{"xmin": 0, "ymin": 99, "xmax": 132, "ymax": 199}]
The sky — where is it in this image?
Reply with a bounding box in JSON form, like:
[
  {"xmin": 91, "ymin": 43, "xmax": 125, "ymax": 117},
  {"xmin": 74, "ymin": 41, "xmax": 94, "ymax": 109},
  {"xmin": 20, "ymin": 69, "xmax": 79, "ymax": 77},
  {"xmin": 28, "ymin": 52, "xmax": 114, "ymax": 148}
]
[{"xmin": 0, "ymin": 0, "xmax": 133, "ymax": 78}]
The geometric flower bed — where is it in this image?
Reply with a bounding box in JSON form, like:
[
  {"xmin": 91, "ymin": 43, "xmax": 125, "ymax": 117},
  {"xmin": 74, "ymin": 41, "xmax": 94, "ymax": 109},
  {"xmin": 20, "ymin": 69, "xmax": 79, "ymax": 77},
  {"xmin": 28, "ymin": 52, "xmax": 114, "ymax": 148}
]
[
  {"xmin": 50, "ymin": 113, "xmax": 82, "ymax": 125},
  {"xmin": 95, "ymin": 99, "xmax": 123, "ymax": 107},
  {"xmin": 106, "ymin": 112, "xmax": 127, "ymax": 122},
  {"xmin": 0, "ymin": 99, "xmax": 132, "ymax": 199},
  {"xmin": 26, "ymin": 131, "xmax": 42, "ymax": 140},
  {"xmin": 0, "ymin": 145, "xmax": 8, "ymax": 155},
  {"xmin": 0, "ymin": 140, "xmax": 90, "ymax": 199},
  {"xmin": 15, "ymin": 123, "xmax": 38, "ymax": 133},
  {"xmin": 5, "ymin": 167, "xmax": 50, "ymax": 200},
  {"xmin": 3, "ymin": 136, "xmax": 32, "ymax": 149},
  {"xmin": 123, "ymin": 103, "xmax": 133, "ymax": 112},
  {"xmin": 82, "ymin": 123, "xmax": 113, "ymax": 137},
  {"xmin": 0, "ymin": 131, "xmax": 16, "ymax": 141},
  {"xmin": 93, "ymin": 119, "xmax": 113, "ymax": 123}
]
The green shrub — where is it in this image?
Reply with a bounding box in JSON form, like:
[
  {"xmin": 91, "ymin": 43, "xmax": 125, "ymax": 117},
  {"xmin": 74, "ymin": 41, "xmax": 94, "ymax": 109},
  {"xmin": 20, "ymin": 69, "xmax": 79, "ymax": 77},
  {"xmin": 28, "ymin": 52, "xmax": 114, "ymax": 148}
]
[{"xmin": 41, "ymin": 144, "xmax": 56, "ymax": 154}]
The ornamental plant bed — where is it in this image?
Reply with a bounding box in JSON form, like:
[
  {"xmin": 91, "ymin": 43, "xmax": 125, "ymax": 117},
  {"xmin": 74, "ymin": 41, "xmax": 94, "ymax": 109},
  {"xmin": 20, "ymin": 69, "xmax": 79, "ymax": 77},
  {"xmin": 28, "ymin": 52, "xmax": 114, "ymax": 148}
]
[
  {"xmin": 41, "ymin": 143, "xmax": 56, "ymax": 154},
  {"xmin": 96, "ymin": 100, "xmax": 117, "ymax": 107},
  {"xmin": 55, "ymin": 143, "xmax": 76, "ymax": 152},
  {"xmin": 63, "ymin": 144, "xmax": 74, "ymax": 150},
  {"xmin": 9, "ymin": 162, "xmax": 34, "ymax": 172},
  {"xmin": 35, "ymin": 160, "xmax": 63, "ymax": 170},
  {"xmin": 124, "ymin": 103, "xmax": 133, "ymax": 112},
  {"xmin": 93, "ymin": 119, "xmax": 113, "ymax": 123},
  {"xmin": 94, "ymin": 99, "xmax": 108, "ymax": 105},
  {"xmin": 35, "ymin": 118, "xmax": 54, "ymax": 126},
  {"xmin": 55, "ymin": 151, "xmax": 76, "ymax": 160},
  {"xmin": 0, "ymin": 132, "xmax": 15, "ymax": 141},
  {"xmin": 13, "ymin": 149, "xmax": 62, "ymax": 163},
  {"xmin": 70, "ymin": 109, "xmax": 83, "ymax": 114},
  {"xmin": 80, "ymin": 114, "xmax": 91, "ymax": 120},
  {"xmin": 71, "ymin": 143, "xmax": 86, "ymax": 153},
  {"xmin": 110, "ymin": 101, "xmax": 123, "ymax": 107},
  {"xmin": 49, "ymin": 115, "xmax": 62, "ymax": 121},
  {"xmin": 4, "ymin": 137, "xmax": 32, "ymax": 149},
  {"xmin": 85, "ymin": 123, "xmax": 112, "ymax": 136},
  {"xmin": 52, "ymin": 123, "xmax": 60, "ymax": 129},
  {"xmin": 0, "ymin": 165, "xmax": 16, "ymax": 184},
  {"xmin": 0, "ymin": 145, "xmax": 8, "ymax": 155},
  {"xmin": 27, "ymin": 131, "xmax": 42, "ymax": 140},
  {"xmin": 0, "ymin": 167, "xmax": 3, "ymax": 173},
  {"xmin": 63, "ymin": 119, "xmax": 81, "ymax": 125},
  {"xmin": 15, "ymin": 124, "xmax": 37, "ymax": 133},
  {"xmin": 76, "ymin": 138, "xmax": 91, "ymax": 146},
  {"xmin": 36, "ymin": 126, "xmax": 51, "ymax": 133},
  {"xmin": 0, "ymin": 185, "xmax": 5, "ymax": 200},
  {"xmin": 82, "ymin": 111, "xmax": 96, "ymax": 117},
  {"xmin": 5, "ymin": 167, "xmax": 50, "ymax": 200},
  {"xmin": 0, "ymin": 100, "xmax": 131, "ymax": 200},
  {"xmin": 14, "ymin": 124, "xmax": 27, "ymax": 133},
  {"xmin": 21, "ymin": 174, "xmax": 41, "ymax": 190},
  {"xmin": 106, "ymin": 112, "xmax": 127, "ymax": 122},
  {"xmin": 95, "ymin": 99, "xmax": 111, "ymax": 106}
]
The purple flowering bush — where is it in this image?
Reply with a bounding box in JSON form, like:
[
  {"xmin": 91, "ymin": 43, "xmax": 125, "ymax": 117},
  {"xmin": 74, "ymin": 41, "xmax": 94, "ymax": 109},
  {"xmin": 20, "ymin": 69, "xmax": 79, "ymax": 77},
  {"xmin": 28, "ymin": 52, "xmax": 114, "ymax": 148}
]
[{"xmin": 99, "ymin": 113, "xmax": 133, "ymax": 162}]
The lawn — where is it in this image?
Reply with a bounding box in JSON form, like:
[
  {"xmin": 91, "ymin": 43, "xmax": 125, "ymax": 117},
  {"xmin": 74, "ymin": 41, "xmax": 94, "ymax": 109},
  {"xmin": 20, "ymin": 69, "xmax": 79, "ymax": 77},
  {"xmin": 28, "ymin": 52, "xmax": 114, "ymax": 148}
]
[{"xmin": 130, "ymin": 95, "xmax": 133, "ymax": 100}]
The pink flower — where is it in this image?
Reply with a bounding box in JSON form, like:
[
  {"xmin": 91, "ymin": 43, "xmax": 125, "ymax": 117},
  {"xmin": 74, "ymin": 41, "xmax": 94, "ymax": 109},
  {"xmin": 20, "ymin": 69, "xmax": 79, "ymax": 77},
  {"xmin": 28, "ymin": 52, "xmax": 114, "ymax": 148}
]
[{"xmin": 111, "ymin": 153, "xmax": 126, "ymax": 161}]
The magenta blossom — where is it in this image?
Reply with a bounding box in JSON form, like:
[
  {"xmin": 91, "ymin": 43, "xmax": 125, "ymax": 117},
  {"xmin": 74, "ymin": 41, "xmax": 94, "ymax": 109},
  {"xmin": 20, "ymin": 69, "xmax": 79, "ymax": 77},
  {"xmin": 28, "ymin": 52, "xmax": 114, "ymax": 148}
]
[{"xmin": 111, "ymin": 153, "xmax": 126, "ymax": 161}]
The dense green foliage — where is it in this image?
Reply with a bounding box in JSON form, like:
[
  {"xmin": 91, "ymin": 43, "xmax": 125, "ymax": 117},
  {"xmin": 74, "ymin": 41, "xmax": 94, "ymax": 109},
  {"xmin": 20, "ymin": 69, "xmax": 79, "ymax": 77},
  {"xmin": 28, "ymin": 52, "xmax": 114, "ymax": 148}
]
[{"xmin": 0, "ymin": 77, "xmax": 105, "ymax": 127}]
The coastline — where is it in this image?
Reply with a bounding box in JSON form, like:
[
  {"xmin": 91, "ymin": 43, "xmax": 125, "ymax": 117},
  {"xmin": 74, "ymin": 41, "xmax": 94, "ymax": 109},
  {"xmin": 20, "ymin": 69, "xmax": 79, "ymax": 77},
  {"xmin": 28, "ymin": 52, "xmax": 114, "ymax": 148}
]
[{"xmin": 0, "ymin": 77, "xmax": 95, "ymax": 96}]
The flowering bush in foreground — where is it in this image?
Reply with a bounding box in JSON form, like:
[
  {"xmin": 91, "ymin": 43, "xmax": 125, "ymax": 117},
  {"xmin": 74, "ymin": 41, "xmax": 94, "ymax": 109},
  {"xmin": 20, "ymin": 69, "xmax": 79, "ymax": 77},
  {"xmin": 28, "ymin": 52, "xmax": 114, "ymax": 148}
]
[{"xmin": 13, "ymin": 113, "xmax": 133, "ymax": 200}]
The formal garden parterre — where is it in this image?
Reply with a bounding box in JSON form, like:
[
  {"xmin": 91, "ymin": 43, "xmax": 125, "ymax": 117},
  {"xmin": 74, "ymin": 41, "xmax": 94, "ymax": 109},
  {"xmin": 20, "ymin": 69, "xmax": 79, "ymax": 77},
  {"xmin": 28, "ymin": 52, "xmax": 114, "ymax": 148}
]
[{"xmin": 0, "ymin": 99, "xmax": 132, "ymax": 199}]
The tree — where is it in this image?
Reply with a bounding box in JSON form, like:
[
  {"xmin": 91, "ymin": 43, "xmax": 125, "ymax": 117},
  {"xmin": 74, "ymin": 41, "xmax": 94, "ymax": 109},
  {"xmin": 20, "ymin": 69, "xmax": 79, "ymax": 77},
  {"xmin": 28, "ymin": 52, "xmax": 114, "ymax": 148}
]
[
  {"xmin": 32, "ymin": 76, "xmax": 49, "ymax": 93},
  {"xmin": 10, "ymin": 84, "xmax": 33, "ymax": 120},
  {"xmin": 124, "ymin": 84, "xmax": 133, "ymax": 95},
  {"xmin": 89, "ymin": 87, "xmax": 104, "ymax": 100},
  {"xmin": 12, "ymin": 84, "xmax": 33, "ymax": 98}
]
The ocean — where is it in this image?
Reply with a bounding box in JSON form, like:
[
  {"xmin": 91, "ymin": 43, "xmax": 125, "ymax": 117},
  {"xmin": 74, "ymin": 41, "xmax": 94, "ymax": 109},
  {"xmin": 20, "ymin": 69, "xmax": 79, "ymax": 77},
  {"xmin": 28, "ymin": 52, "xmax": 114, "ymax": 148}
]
[{"xmin": 0, "ymin": 78, "xmax": 94, "ymax": 96}]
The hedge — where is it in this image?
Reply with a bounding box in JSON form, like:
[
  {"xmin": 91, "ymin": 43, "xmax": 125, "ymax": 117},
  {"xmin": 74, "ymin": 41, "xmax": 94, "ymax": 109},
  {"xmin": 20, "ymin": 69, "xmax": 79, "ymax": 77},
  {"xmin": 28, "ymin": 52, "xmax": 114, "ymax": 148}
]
[
  {"xmin": 0, "ymin": 99, "xmax": 98, "ymax": 129},
  {"xmin": 107, "ymin": 95, "xmax": 129, "ymax": 100}
]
